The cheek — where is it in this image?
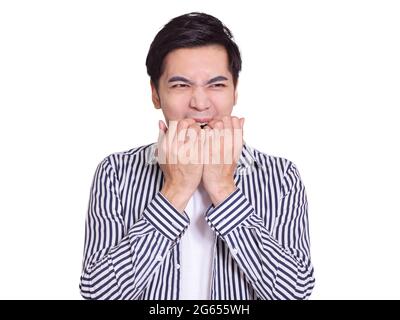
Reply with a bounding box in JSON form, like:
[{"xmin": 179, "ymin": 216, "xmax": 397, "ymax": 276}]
[
  {"xmin": 210, "ymin": 92, "xmax": 235, "ymax": 113},
  {"xmin": 160, "ymin": 92, "xmax": 192, "ymax": 116}
]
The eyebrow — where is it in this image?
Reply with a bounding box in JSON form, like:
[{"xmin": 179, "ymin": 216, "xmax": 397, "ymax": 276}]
[
  {"xmin": 168, "ymin": 76, "xmax": 229, "ymax": 85},
  {"xmin": 206, "ymin": 76, "xmax": 228, "ymax": 84}
]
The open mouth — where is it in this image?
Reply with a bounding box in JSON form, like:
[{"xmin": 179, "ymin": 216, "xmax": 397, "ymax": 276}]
[
  {"xmin": 194, "ymin": 118, "xmax": 211, "ymax": 129},
  {"xmin": 199, "ymin": 123, "xmax": 208, "ymax": 129}
]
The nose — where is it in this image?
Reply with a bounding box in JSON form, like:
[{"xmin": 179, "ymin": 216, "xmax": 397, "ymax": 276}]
[{"xmin": 189, "ymin": 87, "xmax": 211, "ymax": 111}]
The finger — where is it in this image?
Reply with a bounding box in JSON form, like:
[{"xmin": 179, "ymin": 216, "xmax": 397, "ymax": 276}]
[
  {"xmin": 221, "ymin": 116, "xmax": 234, "ymax": 164},
  {"xmin": 177, "ymin": 118, "xmax": 196, "ymax": 143},
  {"xmin": 185, "ymin": 118, "xmax": 196, "ymax": 125},
  {"xmin": 179, "ymin": 124, "xmax": 198, "ymax": 165},
  {"xmin": 157, "ymin": 121, "xmax": 168, "ymax": 164},
  {"xmin": 214, "ymin": 120, "xmax": 224, "ymax": 130},
  {"xmin": 177, "ymin": 118, "xmax": 195, "ymax": 136},
  {"xmin": 225, "ymin": 116, "xmax": 235, "ymax": 141},
  {"xmin": 176, "ymin": 121, "xmax": 188, "ymax": 145},
  {"xmin": 199, "ymin": 126, "xmax": 206, "ymax": 164},
  {"xmin": 167, "ymin": 119, "xmax": 178, "ymax": 141},
  {"xmin": 231, "ymin": 116, "xmax": 240, "ymax": 131},
  {"xmin": 207, "ymin": 118, "xmax": 223, "ymax": 129},
  {"xmin": 233, "ymin": 117, "xmax": 243, "ymax": 163},
  {"xmin": 202, "ymin": 126, "xmax": 212, "ymax": 165},
  {"xmin": 240, "ymin": 118, "xmax": 245, "ymax": 140},
  {"xmin": 213, "ymin": 128, "xmax": 223, "ymax": 165},
  {"xmin": 186, "ymin": 123, "xmax": 201, "ymax": 163},
  {"xmin": 206, "ymin": 119, "xmax": 217, "ymax": 129},
  {"xmin": 222, "ymin": 115, "xmax": 233, "ymax": 130},
  {"xmin": 180, "ymin": 118, "xmax": 196, "ymax": 130},
  {"xmin": 186, "ymin": 123, "xmax": 201, "ymax": 148},
  {"xmin": 187, "ymin": 122, "xmax": 201, "ymax": 137}
]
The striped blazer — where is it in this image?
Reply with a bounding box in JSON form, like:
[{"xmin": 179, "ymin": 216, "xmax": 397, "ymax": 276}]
[{"xmin": 80, "ymin": 142, "xmax": 315, "ymax": 299}]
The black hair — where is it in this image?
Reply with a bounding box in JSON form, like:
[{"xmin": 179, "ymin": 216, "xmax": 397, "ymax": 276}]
[{"xmin": 146, "ymin": 12, "xmax": 242, "ymax": 89}]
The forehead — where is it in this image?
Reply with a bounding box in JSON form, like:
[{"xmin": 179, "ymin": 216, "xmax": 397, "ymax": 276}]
[{"xmin": 162, "ymin": 45, "xmax": 231, "ymax": 79}]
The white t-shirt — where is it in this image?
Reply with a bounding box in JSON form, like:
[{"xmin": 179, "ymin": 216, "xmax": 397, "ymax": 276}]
[{"xmin": 180, "ymin": 182, "xmax": 215, "ymax": 299}]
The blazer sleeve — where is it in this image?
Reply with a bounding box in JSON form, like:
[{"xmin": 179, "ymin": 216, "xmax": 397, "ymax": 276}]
[
  {"xmin": 80, "ymin": 157, "xmax": 189, "ymax": 299},
  {"xmin": 205, "ymin": 162, "xmax": 315, "ymax": 299}
]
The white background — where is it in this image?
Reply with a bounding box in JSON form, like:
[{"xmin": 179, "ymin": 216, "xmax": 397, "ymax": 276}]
[{"xmin": 0, "ymin": 0, "xmax": 399, "ymax": 299}]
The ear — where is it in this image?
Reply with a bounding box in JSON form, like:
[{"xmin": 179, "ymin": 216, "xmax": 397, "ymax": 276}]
[
  {"xmin": 150, "ymin": 80, "xmax": 161, "ymax": 109},
  {"xmin": 233, "ymin": 82, "xmax": 239, "ymax": 106}
]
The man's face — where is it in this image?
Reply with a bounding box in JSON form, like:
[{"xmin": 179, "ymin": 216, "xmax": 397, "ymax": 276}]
[{"xmin": 151, "ymin": 45, "xmax": 238, "ymax": 127}]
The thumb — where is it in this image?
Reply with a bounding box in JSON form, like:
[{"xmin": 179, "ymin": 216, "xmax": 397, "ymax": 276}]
[
  {"xmin": 159, "ymin": 120, "xmax": 167, "ymax": 133},
  {"xmin": 157, "ymin": 120, "xmax": 167, "ymax": 144},
  {"xmin": 157, "ymin": 120, "xmax": 168, "ymax": 162}
]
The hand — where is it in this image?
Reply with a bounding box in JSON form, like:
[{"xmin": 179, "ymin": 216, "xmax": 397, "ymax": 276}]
[
  {"xmin": 202, "ymin": 116, "xmax": 244, "ymax": 206},
  {"xmin": 157, "ymin": 118, "xmax": 204, "ymax": 213}
]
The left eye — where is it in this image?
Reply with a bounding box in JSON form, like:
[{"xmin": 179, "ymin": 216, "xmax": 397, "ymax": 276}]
[
  {"xmin": 210, "ymin": 83, "xmax": 226, "ymax": 88},
  {"xmin": 172, "ymin": 84, "xmax": 189, "ymax": 88}
]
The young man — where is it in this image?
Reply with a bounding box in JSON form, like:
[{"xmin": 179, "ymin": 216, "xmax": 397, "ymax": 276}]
[{"xmin": 80, "ymin": 12, "xmax": 315, "ymax": 300}]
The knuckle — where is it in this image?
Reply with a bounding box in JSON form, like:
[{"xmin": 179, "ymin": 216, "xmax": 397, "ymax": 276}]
[
  {"xmin": 177, "ymin": 121, "xmax": 187, "ymax": 131},
  {"xmin": 188, "ymin": 126, "xmax": 198, "ymax": 136}
]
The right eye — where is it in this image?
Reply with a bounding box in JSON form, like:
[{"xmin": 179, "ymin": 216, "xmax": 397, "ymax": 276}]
[{"xmin": 171, "ymin": 84, "xmax": 189, "ymax": 88}]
